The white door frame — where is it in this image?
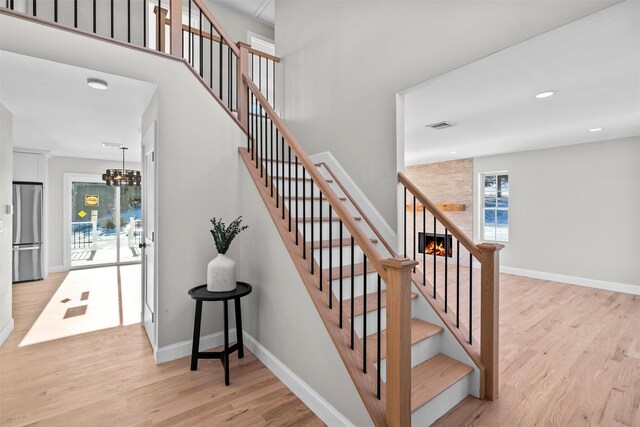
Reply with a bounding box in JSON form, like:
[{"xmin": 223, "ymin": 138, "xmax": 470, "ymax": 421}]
[{"xmin": 141, "ymin": 121, "xmax": 158, "ymax": 353}]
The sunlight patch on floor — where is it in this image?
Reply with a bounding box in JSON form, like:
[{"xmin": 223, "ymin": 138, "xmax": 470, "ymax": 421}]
[{"xmin": 19, "ymin": 266, "xmax": 141, "ymax": 346}]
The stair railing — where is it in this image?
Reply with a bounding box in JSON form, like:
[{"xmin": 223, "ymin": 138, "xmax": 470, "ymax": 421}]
[
  {"xmin": 399, "ymin": 172, "xmax": 502, "ymax": 400},
  {"xmin": 241, "ymin": 71, "xmax": 418, "ymax": 426}
]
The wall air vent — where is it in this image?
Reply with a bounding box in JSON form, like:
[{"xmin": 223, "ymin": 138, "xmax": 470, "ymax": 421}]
[{"xmin": 426, "ymin": 121, "xmax": 454, "ymax": 130}]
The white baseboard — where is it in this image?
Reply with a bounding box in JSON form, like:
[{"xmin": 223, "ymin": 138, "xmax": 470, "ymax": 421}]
[
  {"xmin": 242, "ymin": 332, "xmax": 355, "ymax": 427},
  {"xmin": 49, "ymin": 265, "xmax": 67, "ymax": 273},
  {"xmin": 501, "ymin": 266, "xmax": 640, "ymax": 295},
  {"xmin": 155, "ymin": 329, "xmax": 237, "ymax": 364},
  {"xmin": 0, "ymin": 318, "xmax": 14, "ymax": 347},
  {"xmin": 155, "ymin": 330, "xmax": 355, "ymax": 425}
]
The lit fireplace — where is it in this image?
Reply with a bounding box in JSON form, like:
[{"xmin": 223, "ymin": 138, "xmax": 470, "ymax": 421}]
[{"xmin": 418, "ymin": 233, "xmax": 453, "ymax": 257}]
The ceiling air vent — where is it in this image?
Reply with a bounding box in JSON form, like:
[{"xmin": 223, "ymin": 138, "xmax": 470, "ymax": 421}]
[{"xmin": 426, "ymin": 121, "xmax": 454, "ymax": 130}]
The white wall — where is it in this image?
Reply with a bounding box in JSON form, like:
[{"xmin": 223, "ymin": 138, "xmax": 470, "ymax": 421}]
[
  {"xmin": 275, "ymin": 0, "xmax": 620, "ymax": 230},
  {"xmin": 47, "ymin": 156, "xmax": 141, "ymax": 271},
  {"xmin": 473, "ymin": 137, "xmax": 640, "ymax": 287},
  {"xmin": 0, "ymin": 13, "xmax": 246, "ymax": 348},
  {"xmin": 236, "ymin": 165, "xmax": 372, "ymax": 426},
  {"xmin": 206, "ymin": 1, "xmax": 274, "ymax": 43},
  {"xmin": 0, "ymin": 102, "xmax": 14, "ymax": 343}
]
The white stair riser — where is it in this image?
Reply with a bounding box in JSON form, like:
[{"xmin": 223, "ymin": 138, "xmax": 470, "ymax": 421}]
[
  {"xmin": 297, "ymin": 220, "xmax": 353, "ymax": 241},
  {"xmin": 284, "ymin": 199, "xmax": 337, "ymax": 216},
  {"xmin": 411, "ymin": 375, "xmax": 471, "ymax": 427},
  {"xmin": 330, "ymin": 272, "xmax": 384, "ymax": 299},
  {"xmin": 261, "ymin": 162, "xmax": 323, "ymax": 178},
  {"xmin": 352, "ymin": 308, "xmax": 387, "ymax": 338},
  {"xmin": 274, "ymin": 179, "xmax": 329, "ymax": 196},
  {"xmin": 377, "ymin": 333, "xmax": 442, "ymax": 381},
  {"xmin": 312, "ymin": 245, "xmax": 366, "ymax": 266},
  {"xmin": 352, "ymin": 298, "xmax": 419, "ymax": 337}
]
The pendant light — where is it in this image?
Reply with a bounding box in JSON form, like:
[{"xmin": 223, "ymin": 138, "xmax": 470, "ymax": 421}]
[{"xmin": 102, "ymin": 146, "xmax": 141, "ymax": 186}]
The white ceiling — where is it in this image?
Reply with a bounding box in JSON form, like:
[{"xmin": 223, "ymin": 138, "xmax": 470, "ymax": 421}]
[
  {"xmin": 214, "ymin": 0, "xmax": 274, "ymax": 25},
  {"xmin": 0, "ymin": 51, "xmax": 156, "ymax": 161},
  {"xmin": 403, "ymin": 0, "xmax": 640, "ymax": 166}
]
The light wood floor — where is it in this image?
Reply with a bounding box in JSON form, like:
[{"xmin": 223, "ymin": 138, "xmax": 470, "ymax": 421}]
[
  {"xmin": 0, "ymin": 272, "xmax": 323, "ymax": 427},
  {"xmin": 434, "ymin": 272, "xmax": 640, "ymax": 426}
]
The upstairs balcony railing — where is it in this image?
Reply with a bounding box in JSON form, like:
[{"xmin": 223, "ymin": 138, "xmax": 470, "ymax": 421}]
[{"xmin": 1, "ymin": 0, "xmax": 277, "ymax": 113}]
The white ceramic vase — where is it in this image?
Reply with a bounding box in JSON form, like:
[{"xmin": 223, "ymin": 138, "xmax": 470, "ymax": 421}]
[{"xmin": 207, "ymin": 254, "xmax": 237, "ymax": 292}]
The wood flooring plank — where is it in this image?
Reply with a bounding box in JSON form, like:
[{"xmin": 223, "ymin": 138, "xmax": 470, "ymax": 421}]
[
  {"xmin": 433, "ymin": 274, "xmax": 640, "ymax": 426},
  {"xmin": 0, "ymin": 271, "xmax": 323, "ymax": 427}
]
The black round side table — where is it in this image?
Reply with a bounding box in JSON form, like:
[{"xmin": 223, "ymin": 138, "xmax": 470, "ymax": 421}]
[{"xmin": 188, "ymin": 282, "xmax": 252, "ymax": 386}]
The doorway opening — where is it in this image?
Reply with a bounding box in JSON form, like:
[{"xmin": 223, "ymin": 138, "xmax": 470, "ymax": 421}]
[{"xmin": 68, "ymin": 177, "xmax": 142, "ymax": 269}]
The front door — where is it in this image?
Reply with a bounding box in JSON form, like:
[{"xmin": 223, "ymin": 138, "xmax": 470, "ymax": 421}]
[{"xmin": 141, "ymin": 123, "xmax": 157, "ymax": 348}]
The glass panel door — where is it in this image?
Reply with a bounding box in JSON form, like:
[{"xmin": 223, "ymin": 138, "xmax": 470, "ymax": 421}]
[
  {"xmin": 71, "ymin": 182, "xmax": 118, "ymax": 268},
  {"xmin": 70, "ymin": 180, "xmax": 142, "ymax": 268}
]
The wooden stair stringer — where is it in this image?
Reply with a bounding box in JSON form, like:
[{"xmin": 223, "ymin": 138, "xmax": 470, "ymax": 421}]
[{"xmin": 240, "ymin": 148, "xmax": 387, "ymax": 426}]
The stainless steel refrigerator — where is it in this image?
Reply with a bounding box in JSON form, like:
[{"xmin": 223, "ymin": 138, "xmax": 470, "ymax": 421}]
[{"xmin": 12, "ymin": 182, "xmax": 44, "ymax": 282}]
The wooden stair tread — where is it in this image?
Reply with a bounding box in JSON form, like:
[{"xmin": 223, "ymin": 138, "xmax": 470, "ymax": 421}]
[
  {"xmin": 299, "ymin": 216, "xmax": 361, "ymax": 222},
  {"xmin": 346, "ymin": 290, "xmax": 418, "ymax": 318},
  {"xmin": 283, "ymin": 195, "xmax": 346, "ymax": 201},
  {"xmin": 274, "ymin": 176, "xmax": 333, "ymax": 183},
  {"xmin": 311, "ymin": 237, "xmax": 377, "ymax": 249},
  {"xmin": 366, "ymin": 318, "xmax": 442, "ymax": 362},
  {"xmin": 411, "ymin": 354, "xmax": 473, "ymax": 412},
  {"xmin": 323, "ymin": 262, "xmax": 377, "ymax": 279}
]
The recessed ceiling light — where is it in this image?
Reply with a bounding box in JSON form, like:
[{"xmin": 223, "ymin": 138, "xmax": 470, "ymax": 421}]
[
  {"xmin": 449, "ymin": 151, "xmax": 457, "ymax": 154},
  {"xmin": 589, "ymin": 127, "xmax": 604, "ymax": 132},
  {"xmin": 535, "ymin": 90, "xmax": 556, "ymax": 99},
  {"xmin": 87, "ymin": 78, "xmax": 108, "ymax": 90}
]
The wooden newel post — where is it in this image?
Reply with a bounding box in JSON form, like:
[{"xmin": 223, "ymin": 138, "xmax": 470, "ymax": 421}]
[
  {"xmin": 169, "ymin": 0, "xmax": 183, "ymax": 59},
  {"xmin": 382, "ymin": 256, "xmax": 418, "ymax": 427},
  {"xmin": 477, "ymin": 243, "xmax": 503, "ymax": 401},
  {"xmin": 237, "ymin": 42, "xmax": 250, "ymax": 132},
  {"xmin": 153, "ymin": 6, "xmax": 169, "ymax": 53}
]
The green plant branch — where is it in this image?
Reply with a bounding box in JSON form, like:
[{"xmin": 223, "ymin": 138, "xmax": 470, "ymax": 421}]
[{"xmin": 210, "ymin": 216, "xmax": 249, "ymax": 254}]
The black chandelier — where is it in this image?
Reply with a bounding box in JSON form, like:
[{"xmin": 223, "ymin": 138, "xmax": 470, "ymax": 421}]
[{"xmin": 102, "ymin": 146, "xmax": 141, "ymax": 186}]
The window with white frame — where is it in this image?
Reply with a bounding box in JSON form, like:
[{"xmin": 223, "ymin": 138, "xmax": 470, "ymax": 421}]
[{"xmin": 481, "ymin": 173, "xmax": 509, "ymax": 242}]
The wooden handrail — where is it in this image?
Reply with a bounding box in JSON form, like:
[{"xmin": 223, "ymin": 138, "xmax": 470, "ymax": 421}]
[
  {"xmin": 247, "ymin": 46, "xmax": 281, "ymax": 63},
  {"xmin": 191, "ymin": 0, "xmax": 239, "ymax": 57},
  {"xmin": 243, "ymin": 73, "xmax": 387, "ymax": 281},
  {"xmin": 399, "ymin": 172, "xmax": 481, "ymax": 259},
  {"xmin": 319, "ymin": 162, "xmax": 396, "ymax": 257}
]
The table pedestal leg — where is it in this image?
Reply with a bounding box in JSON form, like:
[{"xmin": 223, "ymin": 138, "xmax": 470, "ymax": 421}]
[
  {"xmin": 223, "ymin": 300, "xmax": 230, "ymax": 386},
  {"xmin": 191, "ymin": 300, "xmax": 203, "ymax": 371},
  {"xmin": 235, "ymin": 297, "xmax": 244, "ymax": 358}
]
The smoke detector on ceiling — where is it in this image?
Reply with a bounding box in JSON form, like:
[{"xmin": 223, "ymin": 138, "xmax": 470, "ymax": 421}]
[
  {"xmin": 102, "ymin": 142, "xmax": 124, "ymax": 148},
  {"xmin": 426, "ymin": 121, "xmax": 455, "ymax": 130}
]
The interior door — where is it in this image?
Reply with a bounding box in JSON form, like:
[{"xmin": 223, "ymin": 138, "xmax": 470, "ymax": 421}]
[{"xmin": 141, "ymin": 123, "xmax": 157, "ymax": 348}]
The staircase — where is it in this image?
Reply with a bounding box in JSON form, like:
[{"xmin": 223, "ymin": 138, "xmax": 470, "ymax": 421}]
[
  {"xmin": 241, "ymin": 148, "xmax": 485, "ymax": 425},
  {"xmin": 0, "ymin": 1, "xmax": 503, "ymax": 425}
]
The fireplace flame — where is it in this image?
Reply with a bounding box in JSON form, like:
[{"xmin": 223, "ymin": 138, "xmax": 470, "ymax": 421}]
[{"xmin": 425, "ymin": 241, "xmax": 447, "ymax": 257}]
